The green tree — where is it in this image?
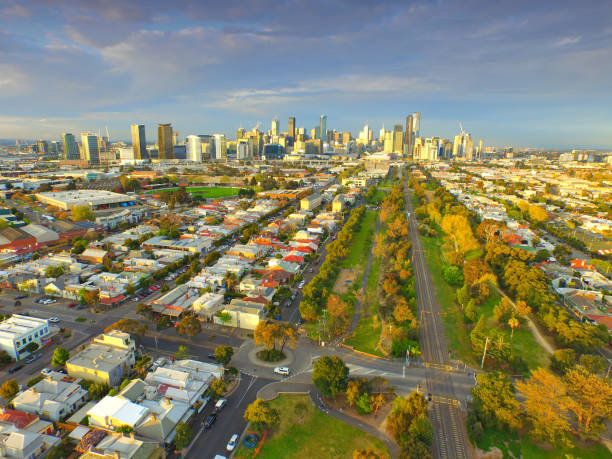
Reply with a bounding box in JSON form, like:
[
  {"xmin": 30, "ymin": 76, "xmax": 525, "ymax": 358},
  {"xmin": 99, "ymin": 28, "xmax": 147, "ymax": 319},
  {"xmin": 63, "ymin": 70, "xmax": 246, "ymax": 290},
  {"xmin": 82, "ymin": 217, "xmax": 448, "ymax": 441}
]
[
  {"xmin": 209, "ymin": 377, "xmax": 226, "ymax": 397},
  {"xmin": 578, "ymin": 354, "xmax": 608, "ymax": 374},
  {"xmin": 386, "ymin": 392, "xmax": 432, "ymax": 457},
  {"xmin": 312, "ymin": 356, "xmax": 349, "ymax": 398},
  {"xmin": 52, "ymin": 347, "xmax": 70, "ymax": 366},
  {"xmin": 175, "ymin": 315, "xmax": 202, "ymax": 337},
  {"xmin": 243, "ymin": 398, "xmax": 280, "ymax": 432},
  {"xmin": 174, "ymin": 345, "xmax": 189, "ymax": 360},
  {"xmin": 471, "ymin": 371, "xmax": 522, "ymax": 431},
  {"xmin": 25, "ymin": 342, "xmax": 39, "ymax": 353},
  {"xmin": 71, "ymin": 205, "xmax": 95, "ymax": 222},
  {"xmin": 551, "ymin": 348, "xmax": 576, "ymax": 375},
  {"xmin": 214, "ymin": 346, "xmax": 234, "ymax": 365},
  {"xmin": 104, "ymin": 319, "xmax": 147, "ymax": 337},
  {"xmin": 0, "ymin": 379, "xmax": 19, "ymax": 399},
  {"xmin": 174, "ymin": 422, "xmax": 194, "ymax": 449},
  {"xmin": 356, "ymin": 393, "xmax": 373, "ymax": 415},
  {"xmin": 565, "ymin": 366, "xmax": 612, "ymax": 439}
]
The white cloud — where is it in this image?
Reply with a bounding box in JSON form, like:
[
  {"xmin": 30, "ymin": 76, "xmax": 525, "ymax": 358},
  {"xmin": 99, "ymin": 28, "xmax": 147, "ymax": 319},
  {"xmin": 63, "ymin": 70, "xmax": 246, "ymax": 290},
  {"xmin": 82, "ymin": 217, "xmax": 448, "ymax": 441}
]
[{"xmin": 554, "ymin": 35, "xmax": 582, "ymax": 47}]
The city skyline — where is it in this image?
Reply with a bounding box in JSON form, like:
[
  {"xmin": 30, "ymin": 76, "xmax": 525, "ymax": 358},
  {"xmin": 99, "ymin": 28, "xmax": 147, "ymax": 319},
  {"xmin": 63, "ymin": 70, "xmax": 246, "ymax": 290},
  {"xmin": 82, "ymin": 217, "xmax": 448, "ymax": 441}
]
[{"xmin": 1, "ymin": 1, "xmax": 612, "ymax": 149}]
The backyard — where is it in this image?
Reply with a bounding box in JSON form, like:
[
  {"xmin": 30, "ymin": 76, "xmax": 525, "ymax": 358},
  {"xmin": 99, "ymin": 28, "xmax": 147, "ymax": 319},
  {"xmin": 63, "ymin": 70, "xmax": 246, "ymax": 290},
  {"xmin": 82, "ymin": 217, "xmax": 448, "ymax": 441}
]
[{"xmin": 234, "ymin": 395, "xmax": 390, "ymax": 459}]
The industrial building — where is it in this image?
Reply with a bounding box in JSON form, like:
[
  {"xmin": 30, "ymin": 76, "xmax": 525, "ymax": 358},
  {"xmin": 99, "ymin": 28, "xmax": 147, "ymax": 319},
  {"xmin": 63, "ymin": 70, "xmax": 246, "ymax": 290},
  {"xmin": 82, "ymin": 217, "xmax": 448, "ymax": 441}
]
[{"xmin": 35, "ymin": 190, "xmax": 137, "ymax": 211}]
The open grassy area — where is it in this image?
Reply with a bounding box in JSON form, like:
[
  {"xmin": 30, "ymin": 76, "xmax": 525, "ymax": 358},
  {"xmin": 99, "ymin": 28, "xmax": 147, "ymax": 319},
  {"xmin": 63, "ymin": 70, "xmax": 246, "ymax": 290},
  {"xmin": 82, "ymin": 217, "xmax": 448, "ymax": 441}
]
[
  {"xmin": 421, "ymin": 235, "xmax": 476, "ymax": 365},
  {"xmin": 476, "ymin": 427, "xmax": 612, "ymax": 459},
  {"xmin": 342, "ymin": 209, "xmax": 377, "ymax": 269},
  {"xmin": 345, "ymin": 253, "xmax": 384, "ymax": 356},
  {"xmin": 143, "ymin": 186, "xmax": 240, "ymax": 198},
  {"xmin": 234, "ymin": 395, "xmax": 390, "ymax": 459}
]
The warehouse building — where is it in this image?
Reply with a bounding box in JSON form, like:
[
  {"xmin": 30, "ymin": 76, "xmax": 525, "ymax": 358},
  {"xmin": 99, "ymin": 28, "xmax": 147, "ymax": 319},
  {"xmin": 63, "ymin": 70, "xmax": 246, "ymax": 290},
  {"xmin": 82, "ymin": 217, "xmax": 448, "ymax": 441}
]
[{"xmin": 35, "ymin": 190, "xmax": 136, "ymax": 211}]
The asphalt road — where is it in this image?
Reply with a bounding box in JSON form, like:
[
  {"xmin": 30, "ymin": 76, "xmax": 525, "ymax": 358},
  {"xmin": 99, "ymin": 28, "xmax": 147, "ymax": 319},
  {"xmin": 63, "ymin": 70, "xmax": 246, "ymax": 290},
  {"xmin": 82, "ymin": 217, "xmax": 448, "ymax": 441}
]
[{"xmin": 404, "ymin": 182, "xmax": 470, "ymax": 459}]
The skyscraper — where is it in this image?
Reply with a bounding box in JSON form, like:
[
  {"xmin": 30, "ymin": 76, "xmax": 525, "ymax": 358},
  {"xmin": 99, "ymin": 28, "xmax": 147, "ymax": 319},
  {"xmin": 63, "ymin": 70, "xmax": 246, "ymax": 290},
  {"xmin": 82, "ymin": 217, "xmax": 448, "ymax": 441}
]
[
  {"xmin": 319, "ymin": 114, "xmax": 327, "ymax": 141},
  {"xmin": 62, "ymin": 133, "xmax": 79, "ymax": 160},
  {"xmin": 81, "ymin": 133, "xmax": 100, "ymax": 165},
  {"xmin": 158, "ymin": 124, "xmax": 173, "ymax": 160},
  {"xmin": 288, "ymin": 117, "xmax": 295, "ymax": 140},
  {"xmin": 236, "ymin": 127, "xmax": 246, "ymax": 140},
  {"xmin": 392, "ymin": 125, "xmax": 403, "ymax": 153},
  {"xmin": 130, "ymin": 124, "xmax": 147, "ymax": 160},
  {"xmin": 186, "ymin": 135, "xmax": 202, "ymax": 162},
  {"xmin": 271, "ymin": 118, "xmax": 280, "ymax": 136},
  {"xmin": 37, "ymin": 140, "xmax": 49, "ymax": 155},
  {"xmin": 412, "ymin": 112, "xmax": 421, "ymax": 137},
  {"xmin": 213, "ymin": 134, "xmax": 227, "ymax": 160},
  {"xmin": 404, "ymin": 115, "xmax": 414, "ymax": 157}
]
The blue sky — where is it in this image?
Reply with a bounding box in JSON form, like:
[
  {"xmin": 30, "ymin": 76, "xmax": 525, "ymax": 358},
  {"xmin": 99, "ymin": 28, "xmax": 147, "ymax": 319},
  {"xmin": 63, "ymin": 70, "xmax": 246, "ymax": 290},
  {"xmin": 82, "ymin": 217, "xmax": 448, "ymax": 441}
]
[{"xmin": 1, "ymin": 0, "xmax": 612, "ymax": 149}]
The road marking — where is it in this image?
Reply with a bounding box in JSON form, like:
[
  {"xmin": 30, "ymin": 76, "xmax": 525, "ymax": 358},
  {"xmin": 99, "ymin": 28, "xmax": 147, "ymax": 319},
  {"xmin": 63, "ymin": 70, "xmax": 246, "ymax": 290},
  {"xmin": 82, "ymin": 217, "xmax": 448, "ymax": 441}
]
[{"xmin": 236, "ymin": 375, "xmax": 257, "ymax": 406}]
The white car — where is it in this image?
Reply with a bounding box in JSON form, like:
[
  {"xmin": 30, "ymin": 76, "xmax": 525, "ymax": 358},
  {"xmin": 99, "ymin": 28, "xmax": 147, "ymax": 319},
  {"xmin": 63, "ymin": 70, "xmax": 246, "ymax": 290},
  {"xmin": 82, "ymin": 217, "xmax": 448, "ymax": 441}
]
[
  {"xmin": 48, "ymin": 317, "xmax": 60, "ymax": 323},
  {"xmin": 226, "ymin": 434, "xmax": 239, "ymax": 451},
  {"xmin": 41, "ymin": 368, "xmax": 52, "ymax": 376},
  {"xmin": 274, "ymin": 366, "xmax": 290, "ymax": 376},
  {"xmin": 298, "ymin": 281, "xmax": 305, "ymax": 288}
]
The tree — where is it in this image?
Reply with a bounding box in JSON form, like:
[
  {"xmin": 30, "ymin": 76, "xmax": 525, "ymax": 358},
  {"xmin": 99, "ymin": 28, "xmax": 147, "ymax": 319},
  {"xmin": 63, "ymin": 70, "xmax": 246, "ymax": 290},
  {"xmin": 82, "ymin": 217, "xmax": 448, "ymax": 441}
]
[
  {"xmin": 386, "ymin": 392, "xmax": 432, "ymax": 456},
  {"xmin": 441, "ymin": 265, "xmax": 464, "ymax": 287},
  {"xmin": 254, "ymin": 321, "xmax": 280, "ymax": 352},
  {"xmin": 105, "ymin": 319, "xmax": 147, "ymax": 337},
  {"xmin": 346, "ymin": 380, "xmax": 361, "ymax": 407},
  {"xmin": 517, "ymin": 368, "xmax": 572, "ymax": 448},
  {"xmin": 353, "ymin": 449, "xmax": 384, "ymax": 459},
  {"xmin": 244, "ymin": 398, "xmax": 280, "ymax": 432},
  {"xmin": 372, "ymin": 393, "xmax": 386, "ymax": 416},
  {"xmin": 471, "ymin": 372, "xmax": 522, "ymax": 431},
  {"xmin": 214, "ymin": 346, "xmax": 234, "ymax": 365},
  {"xmin": 356, "ymin": 393, "xmax": 373, "ymax": 415},
  {"xmin": 52, "ymin": 347, "xmax": 70, "ymax": 366},
  {"xmin": 71, "ymin": 205, "xmax": 95, "ymax": 222},
  {"xmin": 508, "ymin": 317, "xmax": 519, "ymax": 339},
  {"xmin": 493, "ymin": 298, "xmax": 513, "ymax": 325},
  {"xmin": 174, "ymin": 422, "xmax": 194, "ymax": 450},
  {"xmin": 312, "ymin": 356, "xmax": 349, "ymax": 398},
  {"xmin": 578, "ymin": 354, "xmax": 607, "ymax": 374},
  {"xmin": 176, "ymin": 315, "xmax": 202, "ymax": 337},
  {"xmin": 45, "ymin": 264, "xmax": 67, "ymax": 278},
  {"xmin": 209, "ymin": 377, "xmax": 226, "ymax": 397},
  {"xmin": 0, "ymin": 379, "xmax": 19, "ymax": 399},
  {"xmin": 25, "ymin": 342, "xmax": 39, "ymax": 353},
  {"xmin": 134, "ymin": 355, "xmax": 151, "ymax": 377},
  {"xmin": 174, "ymin": 345, "xmax": 189, "ymax": 360},
  {"xmin": 564, "ymin": 366, "xmax": 612, "ymax": 439},
  {"xmin": 551, "ymin": 348, "xmax": 576, "ymax": 374}
]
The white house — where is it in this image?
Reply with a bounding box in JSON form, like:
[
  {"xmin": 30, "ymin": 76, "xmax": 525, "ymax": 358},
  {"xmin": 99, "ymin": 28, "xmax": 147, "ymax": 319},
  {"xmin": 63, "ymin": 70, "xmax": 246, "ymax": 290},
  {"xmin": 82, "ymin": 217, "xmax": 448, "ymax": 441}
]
[{"xmin": 0, "ymin": 315, "xmax": 51, "ymax": 361}]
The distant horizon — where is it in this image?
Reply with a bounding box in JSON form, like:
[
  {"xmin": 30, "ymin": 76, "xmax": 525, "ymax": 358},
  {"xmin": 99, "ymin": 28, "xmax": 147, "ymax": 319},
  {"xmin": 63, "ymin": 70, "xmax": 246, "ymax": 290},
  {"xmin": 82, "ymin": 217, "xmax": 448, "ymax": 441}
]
[{"xmin": 1, "ymin": 1, "xmax": 612, "ymax": 148}]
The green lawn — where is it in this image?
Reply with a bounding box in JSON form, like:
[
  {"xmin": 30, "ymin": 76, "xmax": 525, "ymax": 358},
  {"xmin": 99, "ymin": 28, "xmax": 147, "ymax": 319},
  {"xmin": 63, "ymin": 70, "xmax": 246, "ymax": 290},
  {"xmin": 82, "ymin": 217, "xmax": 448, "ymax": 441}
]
[
  {"xmin": 143, "ymin": 186, "xmax": 241, "ymax": 198},
  {"xmin": 342, "ymin": 209, "xmax": 377, "ymax": 269},
  {"xmin": 234, "ymin": 395, "xmax": 390, "ymax": 459},
  {"xmin": 345, "ymin": 253, "xmax": 383, "ymax": 356},
  {"xmin": 476, "ymin": 427, "xmax": 612, "ymax": 459},
  {"xmin": 421, "ymin": 236, "xmax": 476, "ymax": 365}
]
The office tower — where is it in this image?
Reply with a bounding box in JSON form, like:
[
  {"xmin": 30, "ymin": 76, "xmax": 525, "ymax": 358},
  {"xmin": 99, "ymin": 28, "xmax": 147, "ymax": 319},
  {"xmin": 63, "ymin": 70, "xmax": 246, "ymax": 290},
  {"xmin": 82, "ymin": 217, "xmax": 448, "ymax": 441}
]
[
  {"xmin": 271, "ymin": 118, "xmax": 280, "ymax": 136},
  {"xmin": 237, "ymin": 139, "xmax": 251, "ymax": 160},
  {"xmin": 311, "ymin": 128, "xmax": 318, "ymax": 139},
  {"xmin": 478, "ymin": 139, "xmax": 484, "ymax": 159},
  {"xmin": 158, "ymin": 124, "xmax": 173, "ymax": 160},
  {"xmin": 453, "ymin": 134, "xmax": 464, "ymax": 157},
  {"xmin": 81, "ymin": 133, "xmax": 100, "ymax": 165},
  {"xmin": 213, "ymin": 134, "xmax": 227, "ymax": 160},
  {"xmin": 186, "ymin": 135, "xmax": 202, "ymax": 162},
  {"xmin": 49, "ymin": 141, "xmax": 60, "ymax": 155},
  {"xmin": 130, "ymin": 124, "xmax": 147, "ymax": 160},
  {"xmin": 172, "ymin": 131, "xmax": 179, "ymax": 146},
  {"xmin": 62, "ymin": 133, "xmax": 79, "ymax": 160},
  {"xmin": 236, "ymin": 127, "xmax": 246, "ymax": 140},
  {"xmin": 383, "ymin": 132, "xmax": 394, "ymax": 153},
  {"xmin": 412, "ymin": 112, "xmax": 421, "ymax": 137},
  {"xmin": 392, "ymin": 125, "xmax": 403, "ymax": 153},
  {"xmin": 37, "ymin": 140, "xmax": 49, "ymax": 155},
  {"xmin": 404, "ymin": 115, "xmax": 414, "ymax": 157},
  {"xmin": 379, "ymin": 124, "xmax": 386, "ymax": 142},
  {"xmin": 343, "ymin": 132, "xmax": 351, "ymax": 145},
  {"xmin": 319, "ymin": 114, "xmax": 327, "ymax": 141},
  {"xmin": 464, "ymin": 134, "xmax": 474, "ymax": 160},
  {"xmin": 288, "ymin": 117, "xmax": 295, "ymax": 140}
]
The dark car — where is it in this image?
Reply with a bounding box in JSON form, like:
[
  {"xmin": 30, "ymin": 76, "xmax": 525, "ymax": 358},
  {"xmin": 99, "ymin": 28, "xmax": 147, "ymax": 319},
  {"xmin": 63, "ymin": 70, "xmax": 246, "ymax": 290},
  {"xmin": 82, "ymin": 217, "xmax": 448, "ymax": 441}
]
[
  {"xmin": 15, "ymin": 295, "xmax": 26, "ymax": 300},
  {"xmin": 207, "ymin": 352, "xmax": 216, "ymax": 360},
  {"xmin": 67, "ymin": 302, "xmax": 77, "ymax": 308},
  {"xmin": 8, "ymin": 364, "xmax": 24, "ymax": 374},
  {"xmin": 202, "ymin": 414, "xmax": 217, "ymax": 429}
]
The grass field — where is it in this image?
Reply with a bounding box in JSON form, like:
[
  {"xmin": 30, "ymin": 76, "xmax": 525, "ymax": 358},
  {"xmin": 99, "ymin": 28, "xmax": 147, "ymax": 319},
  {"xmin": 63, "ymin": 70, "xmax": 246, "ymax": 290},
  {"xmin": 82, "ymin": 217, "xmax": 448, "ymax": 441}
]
[
  {"xmin": 143, "ymin": 186, "xmax": 241, "ymax": 198},
  {"xmin": 234, "ymin": 395, "xmax": 390, "ymax": 459},
  {"xmin": 345, "ymin": 253, "xmax": 383, "ymax": 356},
  {"xmin": 342, "ymin": 209, "xmax": 377, "ymax": 269},
  {"xmin": 476, "ymin": 427, "xmax": 612, "ymax": 459}
]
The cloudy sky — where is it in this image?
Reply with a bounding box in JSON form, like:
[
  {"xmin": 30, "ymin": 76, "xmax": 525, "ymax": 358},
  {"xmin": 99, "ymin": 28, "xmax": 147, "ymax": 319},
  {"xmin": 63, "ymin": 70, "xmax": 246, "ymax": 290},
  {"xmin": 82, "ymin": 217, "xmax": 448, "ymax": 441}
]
[{"xmin": 1, "ymin": 0, "xmax": 612, "ymax": 149}]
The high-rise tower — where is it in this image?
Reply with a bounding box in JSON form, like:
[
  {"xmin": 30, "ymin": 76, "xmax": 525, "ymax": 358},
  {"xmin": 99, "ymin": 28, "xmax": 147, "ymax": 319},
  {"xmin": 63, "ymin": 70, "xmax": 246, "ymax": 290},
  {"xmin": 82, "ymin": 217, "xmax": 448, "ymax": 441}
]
[
  {"xmin": 81, "ymin": 133, "xmax": 100, "ymax": 165},
  {"xmin": 288, "ymin": 117, "xmax": 295, "ymax": 140},
  {"xmin": 271, "ymin": 118, "xmax": 280, "ymax": 136},
  {"xmin": 404, "ymin": 115, "xmax": 414, "ymax": 157},
  {"xmin": 412, "ymin": 112, "xmax": 421, "ymax": 138},
  {"xmin": 130, "ymin": 124, "xmax": 147, "ymax": 160},
  {"xmin": 158, "ymin": 123, "xmax": 173, "ymax": 160},
  {"xmin": 319, "ymin": 114, "xmax": 327, "ymax": 141},
  {"xmin": 62, "ymin": 133, "xmax": 79, "ymax": 160}
]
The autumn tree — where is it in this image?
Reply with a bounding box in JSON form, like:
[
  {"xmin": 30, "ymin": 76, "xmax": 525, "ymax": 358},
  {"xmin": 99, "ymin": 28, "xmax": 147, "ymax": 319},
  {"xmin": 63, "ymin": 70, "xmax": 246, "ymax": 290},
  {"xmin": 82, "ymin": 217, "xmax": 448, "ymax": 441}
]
[
  {"xmin": 71, "ymin": 205, "xmax": 95, "ymax": 222},
  {"xmin": 0, "ymin": 379, "xmax": 19, "ymax": 399},
  {"xmin": 441, "ymin": 213, "xmax": 479, "ymax": 254},
  {"xmin": 327, "ymin": 294, "xmax": 350, "ymax": 334},
  {"xmin": 214, "ymin": 345, "xmax": 234, "ymax": 365},
  {"xmin": 243, "ymin": 398, "xmax": 280, "ymax": 432},
  {"xmin": 105, "ymin": 319, "xmax": 147, "ymax": 337},
  {"xmin": 471, "ymin": 372, "xmax": 522, "ymax": 431},
  {"xmin": 346, "ymin": 380, "xmax": 361, "ymax": 407},
  {"xmin": 386, "ymin": 392, "xmax": 432, "ymax": 458},
  {"xmin": 209, "ymin": 377, "xmax": 226, "ymax": 397},
  {"xmin": 493, "ymin": 298, "xmax": 513, "ymax": 325},
  {"xmin": 175, "ymin": 315, "xmax": 202, "ymax": 337},
  {"xmin": 517, "ymin": 368, "xmax": 572, "ymax": 448},
  {"xmin": 564, "ymin": 366, "xmax": 612, "ymax": 439}
]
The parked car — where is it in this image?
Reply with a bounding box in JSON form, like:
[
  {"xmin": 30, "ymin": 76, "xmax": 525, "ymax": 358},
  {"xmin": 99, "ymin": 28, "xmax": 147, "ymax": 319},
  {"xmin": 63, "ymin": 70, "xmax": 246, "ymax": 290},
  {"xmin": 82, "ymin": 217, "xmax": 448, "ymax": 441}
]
[
  {"xmin": 15, "ymin": 295, "xmax": 26, "ymax": 300},
  {"xmin": 298, "ymin": 281, "xmax": 305, "ymax": 288},
  {"xmin": 274, "ymin": 366, "xmax": 290, "ymax": 376},
  {"xmin": 48, "ymin": 317, "xmax": 60, "ymax": 323},
  {"xmin": 226, "ymin": 434, "xmax": 239, "ymax": 452},
  {"xmin": 203, "ymin": 414, "xmax": 217, "ymax": 429},
  {"xmin": 25, "ymin": 353, "xmax": 42, "ymax": 364},
  {"xmin": 8, "ymin": 364, "xmax": 24, "ymax": 374},
  {"xmin": 76, "ymin": 305, "xmax": 86, "ymax": 310},
  {"xmin": 214, "ymin": 398, "xmax": 227, "ymax": 413},
  {"xmin": 67, "ymin": 302, "xmax": 77, "ymax": 308},
  {"xmin": 207, "ymin": 352, "xmax": 216, "ymax": 360},
  {"xmin": 41, "ymin": 368, "xmax": 52, "ymax": 376}
]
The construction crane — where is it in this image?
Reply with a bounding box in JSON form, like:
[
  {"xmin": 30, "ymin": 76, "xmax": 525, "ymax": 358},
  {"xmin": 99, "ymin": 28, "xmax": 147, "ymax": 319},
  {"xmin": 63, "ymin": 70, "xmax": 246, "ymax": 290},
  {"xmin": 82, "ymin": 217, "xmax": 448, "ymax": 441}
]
[
  {"xmin": 459, "ymin": 121, "xmax": 466, "ymax": 135},
  {"xmin": 105, "ymin": 126, "xmax": 110, "ymax": 140},
  {"xmin": 252, "ymin": 121, "xmax": 261, "ymax": 131}
]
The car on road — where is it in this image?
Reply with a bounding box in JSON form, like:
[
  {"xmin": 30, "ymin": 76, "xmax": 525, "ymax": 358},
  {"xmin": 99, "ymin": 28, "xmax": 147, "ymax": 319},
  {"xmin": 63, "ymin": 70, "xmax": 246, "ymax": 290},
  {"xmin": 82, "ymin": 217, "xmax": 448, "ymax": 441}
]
[
  {"xmin": 25, "ymin": 353, "xmax": 42, "ymax": 364},
  {"xmin": 48, "ymin": 317, "xmax": 60, "ymax": 323},
  {"xmin": 15, "ymin": 295, "xmax": 26, "ymax": 300},
  {"xmin": 67, "ymin": 302, "xmax": 77, "ymax": 308},
  {"xmin": 76, "ymin": 305, "xmax": 86, "ymax": 310},
  {"xmin": 207, "ymin": 352, "xmax": 216, "ymax": 360},
  {"xmin": 214, "ymin": 455, "xmax": 227, "ymax": 459},
  {"xmin": 41, "ymin": 368, "xmax": 52, "ymax": 376},
  {"xmin": 214, "ymin": 398, "xmax": 227, "ymax": 413},
  {"xmin": 8, "ymin": 364, "xmax": 24, "ymax": 374},
  {"xmin": 226, "ymin": 434, "xmax": 239, "ymax": 451},
  {"xmin": 274, "ymin": 366, "xmax": 290, "ymax": 376},
  {"xmin": 298, "ymin": 281, "xmax": 305, "ymax": 288},
  {"xmin": 202, "ymin": 413, "xmax": 217, "ymax": 429}
]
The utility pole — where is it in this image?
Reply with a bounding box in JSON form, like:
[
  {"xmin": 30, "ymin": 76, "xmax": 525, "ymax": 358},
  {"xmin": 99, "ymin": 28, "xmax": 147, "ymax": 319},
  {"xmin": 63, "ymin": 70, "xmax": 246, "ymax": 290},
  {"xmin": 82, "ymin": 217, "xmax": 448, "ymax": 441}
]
[{"xmin": 481, "ymin": 336, "xmax": 489, "ymax": 369}]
